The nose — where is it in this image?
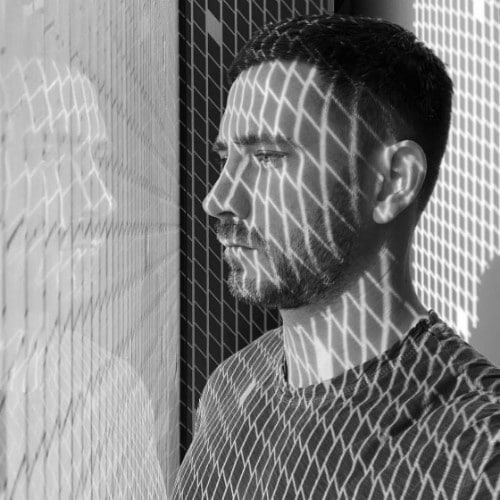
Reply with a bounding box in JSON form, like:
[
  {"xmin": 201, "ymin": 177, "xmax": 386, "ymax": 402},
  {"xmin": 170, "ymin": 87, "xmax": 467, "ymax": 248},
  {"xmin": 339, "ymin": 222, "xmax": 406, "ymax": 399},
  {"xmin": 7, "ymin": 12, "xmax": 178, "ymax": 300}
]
[
  {"xmin": 76, "ymin": 160, "xmax": 115, "ymax": 221},
  {"xmin": 88, "ymin": 166, "xmax": 115, "ymax": 218},
  {"xmin": 202, "ymin": 160, "xmax": 251, "ymax": 220}
]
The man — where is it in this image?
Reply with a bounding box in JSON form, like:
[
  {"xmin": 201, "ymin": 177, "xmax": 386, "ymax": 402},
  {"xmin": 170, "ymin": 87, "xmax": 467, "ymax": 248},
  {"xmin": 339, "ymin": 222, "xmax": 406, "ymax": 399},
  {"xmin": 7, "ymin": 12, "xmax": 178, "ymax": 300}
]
[{"xmin": 173, "ymin": 14, "xmax": 500, "ymax": 499}]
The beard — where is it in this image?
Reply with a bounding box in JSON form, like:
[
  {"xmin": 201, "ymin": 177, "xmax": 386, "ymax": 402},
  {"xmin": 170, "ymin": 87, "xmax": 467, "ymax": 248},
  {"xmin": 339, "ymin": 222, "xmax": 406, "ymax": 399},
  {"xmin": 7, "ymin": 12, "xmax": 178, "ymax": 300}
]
[{"xmin": 218, "ymin": 202, "xmax": 366, "ymax": 310}]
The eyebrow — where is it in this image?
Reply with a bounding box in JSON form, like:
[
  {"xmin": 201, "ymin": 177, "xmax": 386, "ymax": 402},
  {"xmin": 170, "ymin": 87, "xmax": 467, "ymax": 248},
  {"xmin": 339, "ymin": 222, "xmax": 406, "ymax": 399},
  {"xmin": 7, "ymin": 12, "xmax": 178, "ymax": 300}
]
[{"xmin": 211, "ymin": 133, "xmax": 297, "ymax": 152}]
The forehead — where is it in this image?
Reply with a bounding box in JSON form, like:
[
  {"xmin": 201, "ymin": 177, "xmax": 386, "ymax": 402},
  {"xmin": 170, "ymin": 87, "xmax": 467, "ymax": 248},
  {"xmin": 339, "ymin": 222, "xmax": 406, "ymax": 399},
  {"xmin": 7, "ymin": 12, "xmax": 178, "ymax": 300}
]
[
  {"xmin": 220, "ymin": 60, "xmax": 330, "ymax": 142},
  {"xmin": 3, "ymin": 60, "xmax": 106, "ymax": 142}
]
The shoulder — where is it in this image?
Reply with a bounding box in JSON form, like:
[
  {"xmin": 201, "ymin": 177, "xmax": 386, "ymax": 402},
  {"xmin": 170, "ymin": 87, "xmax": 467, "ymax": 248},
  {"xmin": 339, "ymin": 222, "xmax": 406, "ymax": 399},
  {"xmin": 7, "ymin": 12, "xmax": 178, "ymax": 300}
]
[
  {"xmin": 208, "ymin": 326, "xmax": 282, "ymax": 382},
  {"xmin": 426, "ymin": 318, "xmax": 500, "ymax": 400},
  {"xmin": 198, "ymin": 326, "xmax": 282, "ymax": 408},
  {"xmin": 421, "ymin": 318, "xmax": 500, "ymax": 464}
]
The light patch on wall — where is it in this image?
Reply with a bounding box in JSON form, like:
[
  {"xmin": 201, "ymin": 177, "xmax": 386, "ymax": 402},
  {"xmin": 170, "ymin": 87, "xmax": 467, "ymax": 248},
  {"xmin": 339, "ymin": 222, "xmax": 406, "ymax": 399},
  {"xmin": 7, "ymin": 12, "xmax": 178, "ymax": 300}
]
[
  {"xmin": 457, "ymin": 307, "xmax": 470, "ymax": 342},
  {"xmin": 206, "ymin": 9, "xmax": 222, "ymax": 45},
  {"xmin": 473, "ymin": 0, "xmax": 485, "ymax": 20}
]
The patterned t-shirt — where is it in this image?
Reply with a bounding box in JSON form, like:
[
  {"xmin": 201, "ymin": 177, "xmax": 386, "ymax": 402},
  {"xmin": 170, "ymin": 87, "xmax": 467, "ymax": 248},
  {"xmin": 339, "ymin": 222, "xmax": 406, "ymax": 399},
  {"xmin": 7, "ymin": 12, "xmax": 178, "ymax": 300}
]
[{"xmin": 173, "ymin": 311, "xmax": 500, "ymax": 499}]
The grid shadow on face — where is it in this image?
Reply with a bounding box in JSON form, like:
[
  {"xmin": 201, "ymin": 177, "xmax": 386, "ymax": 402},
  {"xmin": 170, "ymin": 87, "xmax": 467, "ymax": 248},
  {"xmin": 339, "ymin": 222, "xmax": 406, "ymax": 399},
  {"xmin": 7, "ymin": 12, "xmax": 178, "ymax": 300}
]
[{"xmin": 179, "ymin": 0, "xmax": 330, "ymax": 461}]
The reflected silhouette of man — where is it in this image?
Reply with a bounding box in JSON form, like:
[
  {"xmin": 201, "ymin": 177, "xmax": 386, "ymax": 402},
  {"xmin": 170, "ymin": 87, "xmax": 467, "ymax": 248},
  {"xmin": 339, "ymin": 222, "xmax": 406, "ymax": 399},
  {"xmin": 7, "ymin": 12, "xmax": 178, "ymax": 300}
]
[
  {"xmin": 1, "ymin": 57, "xmax": 166, "ymax": 498},
  {"xmin": 173, "ymin": 14, "xmax": 500, "ymax": 500}
]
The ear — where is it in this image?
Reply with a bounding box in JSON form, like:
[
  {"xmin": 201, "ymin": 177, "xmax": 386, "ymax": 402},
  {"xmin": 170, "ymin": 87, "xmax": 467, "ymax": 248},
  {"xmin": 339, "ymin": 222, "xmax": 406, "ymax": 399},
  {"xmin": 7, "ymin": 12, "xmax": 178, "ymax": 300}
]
[{"xmin": 372, "ymin": 140, "xmax": 427, "ymax": 224}]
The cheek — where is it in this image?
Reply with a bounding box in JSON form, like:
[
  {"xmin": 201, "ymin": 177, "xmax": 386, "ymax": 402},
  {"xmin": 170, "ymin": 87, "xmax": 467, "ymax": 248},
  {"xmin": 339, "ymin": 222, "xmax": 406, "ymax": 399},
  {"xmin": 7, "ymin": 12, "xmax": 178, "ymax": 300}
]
[
  {"xmin": 255, "ymin": 170, "xmax": 330, "ymax": 250},
  {"xmin": 248, "ymin": 170, "xmax": 302, "ymax": 244},
  {"xmin": 323, "ymin": 134, "xmax": 352, "ymax": 181}
]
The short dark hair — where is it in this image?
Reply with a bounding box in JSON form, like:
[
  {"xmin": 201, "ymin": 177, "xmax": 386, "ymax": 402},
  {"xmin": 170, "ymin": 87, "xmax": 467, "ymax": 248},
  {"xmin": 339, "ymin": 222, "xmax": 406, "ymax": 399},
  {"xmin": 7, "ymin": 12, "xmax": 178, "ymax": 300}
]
[{"xmin": 228, "ymin": 14, "xmax": 453, "ymax": 212}]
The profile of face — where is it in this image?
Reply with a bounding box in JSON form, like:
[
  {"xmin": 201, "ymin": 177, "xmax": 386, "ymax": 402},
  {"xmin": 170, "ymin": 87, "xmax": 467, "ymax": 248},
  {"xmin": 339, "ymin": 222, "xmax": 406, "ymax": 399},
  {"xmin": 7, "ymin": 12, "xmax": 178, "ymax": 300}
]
[
  {"xmin": 203, "ymin": 60, "xmax": 382, "ymax": 309},
  {"xmin": 1, "ymin": 59, "xmax": 170, "ymax": 498},
  {"xmin": 2, "ymin": 58, "xmax": 114, "ymax": 332}
]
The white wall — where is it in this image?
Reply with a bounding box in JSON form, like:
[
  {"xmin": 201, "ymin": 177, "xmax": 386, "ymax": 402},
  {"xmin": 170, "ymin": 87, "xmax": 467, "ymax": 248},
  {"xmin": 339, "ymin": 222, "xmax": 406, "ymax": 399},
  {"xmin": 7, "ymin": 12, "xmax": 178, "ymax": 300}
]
[{"xmin": 349, "ymin": 0, "xmax": 500, "ymax": 366}]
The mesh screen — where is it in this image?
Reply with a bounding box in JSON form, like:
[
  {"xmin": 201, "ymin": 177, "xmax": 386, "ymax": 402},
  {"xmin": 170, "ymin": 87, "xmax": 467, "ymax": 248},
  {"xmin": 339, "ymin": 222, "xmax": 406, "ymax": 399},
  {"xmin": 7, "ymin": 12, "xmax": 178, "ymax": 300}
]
[
  {"xmin": 179, "ymin": 0, "xmax": 331, "ymax": 461},
  {"xmin": 0, "ymin": 0, "xmax": 178, "ymax": 497},
  {"xmin": 413, "ymin": 0, "xmax": 500, "ymax": 344}
]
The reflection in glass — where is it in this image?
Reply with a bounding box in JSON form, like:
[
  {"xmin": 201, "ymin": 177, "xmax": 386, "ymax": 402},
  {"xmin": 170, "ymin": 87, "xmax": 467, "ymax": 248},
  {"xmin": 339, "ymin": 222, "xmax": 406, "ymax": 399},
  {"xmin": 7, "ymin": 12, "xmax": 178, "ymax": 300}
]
[{"xmin": 1, "ymin": 57, "xmax": 167, "ymax": 498}]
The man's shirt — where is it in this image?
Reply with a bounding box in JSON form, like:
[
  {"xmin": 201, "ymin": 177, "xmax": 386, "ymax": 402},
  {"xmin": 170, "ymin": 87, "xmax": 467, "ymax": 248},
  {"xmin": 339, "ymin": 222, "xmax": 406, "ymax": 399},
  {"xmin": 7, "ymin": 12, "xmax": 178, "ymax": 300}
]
[{"xmin": 173, "ymin": 311, "xmax": 500, "ymax": 499}]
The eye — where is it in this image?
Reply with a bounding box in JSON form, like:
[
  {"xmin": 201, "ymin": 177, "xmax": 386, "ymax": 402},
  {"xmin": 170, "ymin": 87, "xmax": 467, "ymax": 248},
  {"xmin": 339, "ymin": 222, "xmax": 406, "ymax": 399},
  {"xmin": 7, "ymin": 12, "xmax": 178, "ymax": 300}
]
[
  {"xmin": 254, "ymin": 151, "xmax": 286, "ymax": 168},
  {"xmin": 90, "ymin": 141, "xmax": 109, "ymax": 163}
]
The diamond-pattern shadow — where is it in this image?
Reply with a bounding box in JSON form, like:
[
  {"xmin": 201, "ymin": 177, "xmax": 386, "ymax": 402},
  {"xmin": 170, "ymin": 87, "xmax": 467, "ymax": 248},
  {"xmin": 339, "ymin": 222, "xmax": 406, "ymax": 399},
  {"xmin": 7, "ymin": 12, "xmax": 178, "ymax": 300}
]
[{"xmin": 179, "ymin": 0, "xmax": 330, "ymax": 461}]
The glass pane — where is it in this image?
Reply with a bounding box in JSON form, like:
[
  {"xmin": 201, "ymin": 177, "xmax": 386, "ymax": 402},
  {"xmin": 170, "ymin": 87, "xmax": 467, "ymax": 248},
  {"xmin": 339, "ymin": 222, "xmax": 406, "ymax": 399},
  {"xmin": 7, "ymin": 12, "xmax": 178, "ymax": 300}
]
[{"xmin": 0, "ymin": 1, "xmax": 179, "ymax": 497}]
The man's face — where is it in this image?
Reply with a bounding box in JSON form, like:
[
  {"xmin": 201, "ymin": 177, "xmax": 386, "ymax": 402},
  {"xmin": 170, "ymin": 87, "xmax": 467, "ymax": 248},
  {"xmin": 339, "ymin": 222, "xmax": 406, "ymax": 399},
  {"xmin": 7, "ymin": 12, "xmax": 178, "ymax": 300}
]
[
  {"xmin": 3, "ymin": 59, "xmax": 114, "ymax": 330},
  {"xmin": 203, "ymin": 60, "xmax": 379, "ymax": 309}
]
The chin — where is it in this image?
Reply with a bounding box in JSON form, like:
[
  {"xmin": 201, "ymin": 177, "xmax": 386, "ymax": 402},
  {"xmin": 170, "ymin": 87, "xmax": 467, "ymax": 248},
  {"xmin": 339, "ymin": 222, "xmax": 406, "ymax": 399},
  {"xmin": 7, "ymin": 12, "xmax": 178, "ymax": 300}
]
[
  {"xmin": 227, "ymin": 269, "xmax": 311, "ymax": 310},
  {"xmin": 224, "ymin": 234, "xmax": 352, "ymax": 309}
]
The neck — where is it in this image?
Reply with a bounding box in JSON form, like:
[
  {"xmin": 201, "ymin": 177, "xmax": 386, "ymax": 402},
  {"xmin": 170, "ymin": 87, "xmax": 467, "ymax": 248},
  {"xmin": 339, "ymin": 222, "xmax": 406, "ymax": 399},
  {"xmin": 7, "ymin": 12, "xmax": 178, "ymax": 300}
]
[{"xmin": 280, "ymin": 244, "xmax": 428, "ymax": 388}]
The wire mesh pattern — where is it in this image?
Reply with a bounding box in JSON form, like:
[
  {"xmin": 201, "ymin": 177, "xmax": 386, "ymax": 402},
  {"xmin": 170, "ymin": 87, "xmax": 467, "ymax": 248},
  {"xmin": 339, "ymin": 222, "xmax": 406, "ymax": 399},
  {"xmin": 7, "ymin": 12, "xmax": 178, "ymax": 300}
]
[
  {"xmin": 179, "ymin": 0, "xmax": 330, "ymax": 462},
  {"xmin": 173, "ymin": 313, "xmax": 500, "ymax": 499},
  {"xmin": 413, "ymin": 0, "xmax": 500, "ymax": 342},
  {"xmin": 0, "ymin": 0, "xmax": 178, "ymax": 497}
]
